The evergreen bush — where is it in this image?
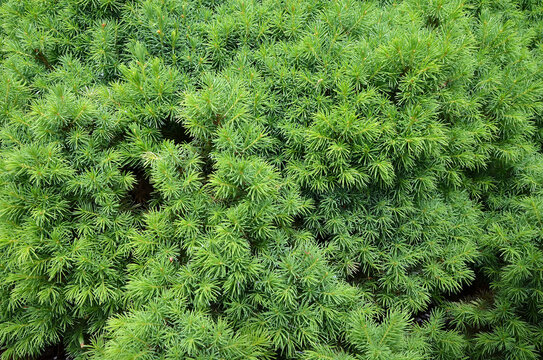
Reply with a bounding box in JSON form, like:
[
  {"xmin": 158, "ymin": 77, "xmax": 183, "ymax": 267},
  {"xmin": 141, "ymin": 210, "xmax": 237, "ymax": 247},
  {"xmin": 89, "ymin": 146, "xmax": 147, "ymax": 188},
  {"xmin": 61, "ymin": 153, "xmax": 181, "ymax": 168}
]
[{"xmin": 0, "ymin": 0, "xmax": 542, "ymax": 359}]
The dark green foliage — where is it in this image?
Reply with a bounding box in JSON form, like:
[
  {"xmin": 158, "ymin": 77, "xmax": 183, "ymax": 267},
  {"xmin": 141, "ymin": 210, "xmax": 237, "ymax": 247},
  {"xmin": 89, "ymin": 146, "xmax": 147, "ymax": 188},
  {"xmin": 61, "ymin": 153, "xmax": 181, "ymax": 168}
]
[{"xmin": 0, "ymin": 0, "xmax": 542, "ymax": 359}]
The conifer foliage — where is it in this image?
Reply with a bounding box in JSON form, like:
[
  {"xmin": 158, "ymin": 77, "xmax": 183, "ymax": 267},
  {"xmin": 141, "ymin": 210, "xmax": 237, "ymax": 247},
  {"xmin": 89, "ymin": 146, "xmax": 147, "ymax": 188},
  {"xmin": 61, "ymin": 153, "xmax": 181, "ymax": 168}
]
[{"xmin": 0, "ymin": 0, "xmax": 542, "ymax": 359}]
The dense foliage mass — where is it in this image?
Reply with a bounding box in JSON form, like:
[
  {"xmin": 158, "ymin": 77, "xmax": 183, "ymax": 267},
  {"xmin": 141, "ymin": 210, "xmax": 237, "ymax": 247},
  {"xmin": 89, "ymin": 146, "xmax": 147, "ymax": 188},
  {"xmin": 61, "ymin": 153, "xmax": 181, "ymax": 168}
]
[{"xmin": 0, "ymin": 0, "xmax": 542, "ymax": 359}]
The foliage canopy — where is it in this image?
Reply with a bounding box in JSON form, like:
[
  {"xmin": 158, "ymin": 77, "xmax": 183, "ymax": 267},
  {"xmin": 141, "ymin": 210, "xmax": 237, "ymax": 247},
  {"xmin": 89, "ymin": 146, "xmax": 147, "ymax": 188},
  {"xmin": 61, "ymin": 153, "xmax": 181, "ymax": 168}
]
[{"xmin": 0, "ymin": 0, "xmax": 542, "ymax": 359}]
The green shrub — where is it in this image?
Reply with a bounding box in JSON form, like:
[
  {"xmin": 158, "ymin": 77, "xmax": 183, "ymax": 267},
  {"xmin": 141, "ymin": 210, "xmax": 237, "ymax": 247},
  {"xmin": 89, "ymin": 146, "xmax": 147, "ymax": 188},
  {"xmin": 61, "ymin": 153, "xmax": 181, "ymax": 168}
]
[{"xmin": 0, "ymin": 0, "xmax": 542, "ymax": 359}]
